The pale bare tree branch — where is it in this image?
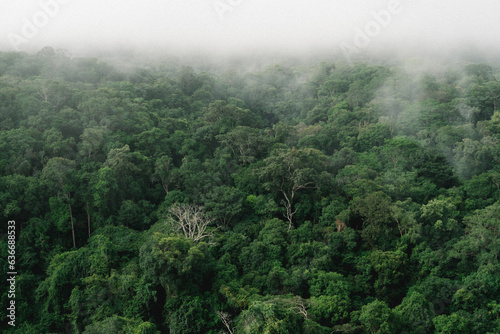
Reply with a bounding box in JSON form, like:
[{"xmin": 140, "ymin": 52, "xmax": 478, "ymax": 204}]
[
  {"xmin": 168, "ymin": 204, "xmax": 216, "ymax": 242},
  {"xmin": 216, "ymin": 311, "xmax": 235, "ymax": 334},
  {"xmin": 289, "ymin": 297, "xmax": 308, "ymax": 320}
]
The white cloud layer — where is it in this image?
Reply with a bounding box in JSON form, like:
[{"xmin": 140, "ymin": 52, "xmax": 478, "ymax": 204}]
[{"xmin": 0, "ymin": 0, "xmax": 499, "ymax": 57}]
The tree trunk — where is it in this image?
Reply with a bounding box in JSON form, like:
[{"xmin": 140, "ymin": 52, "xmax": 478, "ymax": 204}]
[
  {"xmin": 86, "ymin": 202, "xmax": 91, "ymax": 238},
  {"xmin": 281, "ymin": 190, "xmax": 296, "ymax": 232},
  {"xmin": 67, "ymin": 194, "xmax": 76, "ymax": 248},
  {"xmin": 161, "ymin": 180, "xmax": 169, "ymax": 195}
]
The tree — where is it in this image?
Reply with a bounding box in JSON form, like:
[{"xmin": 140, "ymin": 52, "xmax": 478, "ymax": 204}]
[
  {"xmin": 359, "ymin": 300, "xmax": 393, "ymax": 334},
  {"xmin": 415, "ymin": 151, "xmax": 458, "ymax": 188},
  {"xmin": 177, "ymin": 66, "xmax": 202, "ymax": 96},
  {"xmin": 136, "ymin": 127, "xmax": 172, "ymax": 158},
  {"xmin": 202, "ymin": 186, "xmax": 245, "ymax": 226},
  {"xmin": 75, "ymin": 160, "xmax": 101, "ymax": 238},
  {"xmin": 204, "ymin": 100, "xmax": 258, "ymax": 133},
  {"xmin": 79, "ymin": 126, "xmax": 107, "ymax": 160},
  {"xmin": 0, "ymin": 174, "xmax": 46, "ymax": 223},
  {"xmin": 139, "ymin": 233, "xmax": 210, "ymax": 297},
  {"xmin": 453, "ymin": 137, "xmax": 496, "ymax": 179},
  {"xmin": 420, "ymin": 195, "xmax": 461, "ymax": 245},
  {"xmin": 103, "ymin": 144, "xmax": 146, "ymax": 202},
  {"xmin": 92, "ymin": 166, "xmax": 119, "ymax": 224},
  {"xmin": 152, "ymin": 155, "xmax": 179, "ymax": 195},
  {"xmin": 167, "ymin": 203, "xmax": 216, "ymax": 242},
  {"xmin": 433, "ymin": 312, "xmax": 473, "ymax": 334},
  {"xmin": 450, "ymin": 202, "xmax": 500, "ymax": 279},
  {"xmin": 462, "ymin": 171, "xmax": 500, "ymax": 211},
  {"xmin": 117, "ymin": 200, "xmax": 152, "ymax": 230},
  {"xmin": 42, "ymin": 128, "xmax": 76, "ymax": 158},
  {"xmin": 239, "ymin": 219, "xmax": 288, "ymax": 274},
  {"xmin": 169, "ymin": 296, "xmax": 218, "ymax": 334},
  {"xmin": 234, "ymin": 297, "xmax": 303, "ymax": 334},
  {"xmin": 256, "ymin": 148, "xmax": 331, "ymax": 231},
  {"xmin": 351, "ymin": 191, "xmax": 396, "ymax": 249},
  {"xmin": 81, "ymin": 315, "xmax": 159, "ymax": 334},
  {"xmin": 309, "ymin": 271, "xmax": 352, "ymax": 327},
  {"xmin": 36, "ymin": 248, "xmax": 88, "ymax": 331},
  {"xmin": 379, "ymin": 136, "xmax": 420, "ymax": 171},
  {"xmin": 217, "ymin": 311, "xmax": 235, "ymax": 334},
  {"xmin": 367, "ymin": 249, "xmax": 408, "ymax": 303},
  {"xmin": 216, "ymin": 126, "xmax": 271, "ymax": 165},
  {"xmin": 394, "ymin": 291, "xmax": 435, "ymax": 334},
  {"xmin": 391, "ymin": 199, "xmax": 419, "ymax": 239},
  {"xmin": 104, "ymin": 144, "xmax": 141, "ymax": 177},
  {"xmin": 42, "ymin": 157, "xmax": 77, "ymax": 248}
]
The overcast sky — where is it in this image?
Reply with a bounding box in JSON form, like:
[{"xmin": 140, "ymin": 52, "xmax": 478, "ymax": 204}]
[{"xmin": 1, "ymin": 0, "xmax": 499, "ymax": 58}]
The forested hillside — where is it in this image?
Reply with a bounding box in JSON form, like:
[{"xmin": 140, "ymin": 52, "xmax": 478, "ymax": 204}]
[{"xmin": 1, "ymin": 48, "xmax": 500, "ymax": 333}]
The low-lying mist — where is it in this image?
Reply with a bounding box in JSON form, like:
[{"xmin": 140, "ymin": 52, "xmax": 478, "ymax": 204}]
[{"xmin": 1, "ymin": 0, "xmax": 500, "ymax": 67}]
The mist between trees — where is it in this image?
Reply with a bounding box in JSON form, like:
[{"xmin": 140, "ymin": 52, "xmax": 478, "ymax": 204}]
[{"xmin": 1, "ymin": 48, "xmax": 500, "ymax": 333}]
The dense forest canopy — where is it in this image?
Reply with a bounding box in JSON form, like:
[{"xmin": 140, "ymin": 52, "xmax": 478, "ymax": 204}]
[{"xmin": 1, "ymin": 47, "xmax": 500, "ymax": 333}]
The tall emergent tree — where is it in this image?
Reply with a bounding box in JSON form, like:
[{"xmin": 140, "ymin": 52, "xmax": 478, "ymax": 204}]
[
  {"xmin": 256, "ymin": 148, "xmax": 331, "ymax": 231},
  {"xmin": 42, "ymin": 157, "xmax": 77, "ymax": 248}
]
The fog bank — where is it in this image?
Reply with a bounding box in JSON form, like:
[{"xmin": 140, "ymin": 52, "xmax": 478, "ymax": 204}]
[{"xmin": 1, "ymin": 0, "xmax": 500, "ymax": 62}]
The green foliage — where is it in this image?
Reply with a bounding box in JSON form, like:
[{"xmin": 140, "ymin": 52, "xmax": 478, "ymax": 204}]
[
  {"xmin": 82, "ymin": 315, "xmax": 159, "ymax": 334},
  {"xmin": 256, "ymin": 147, "xmax": 332, "ymax": 229},
  {"xmin": 358, "ymin": 299, "xmax": 394, "ymax": 334},
  {"xmin": 309, "ymin": 272, "xmax": 352, "ymax": 326},
  {"xmin": 394, "ymin": 291, "xmax": 435, "ymax": 333},
  {"xmin": 139, "ymin": 233, "xmax": 211, "ymax": 296},
  {"xmin": 367, "ymin": 249, "xmax": 408, "ymax": 303},
  {"xmin": 169, "ymin": 295, "xmax": 218, "ymax": 334},
  {"xmin": 433, "ymin": 312, "xmax": 474, "ymax": 334},
  {"xmin": 92, "ymin": 166, "xmax": 119, "ymax": 221},
  {"xmin": 234, "ymin": 297, "xmax": 303, "ymax": 334},
  {"xmin": 3, "ymin": 51, "xmax": 500, "ymax": 333},
  {"xmin": 202, "ymin": 186, "xmax": 245, "ymax": 226},
  {"xmin": 239, "ymin": 219, "xmax": 289, "ymax": 275},
  {"xmin": 351, "ymin": 191, "xmax": 397, "ymax": 249}
]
